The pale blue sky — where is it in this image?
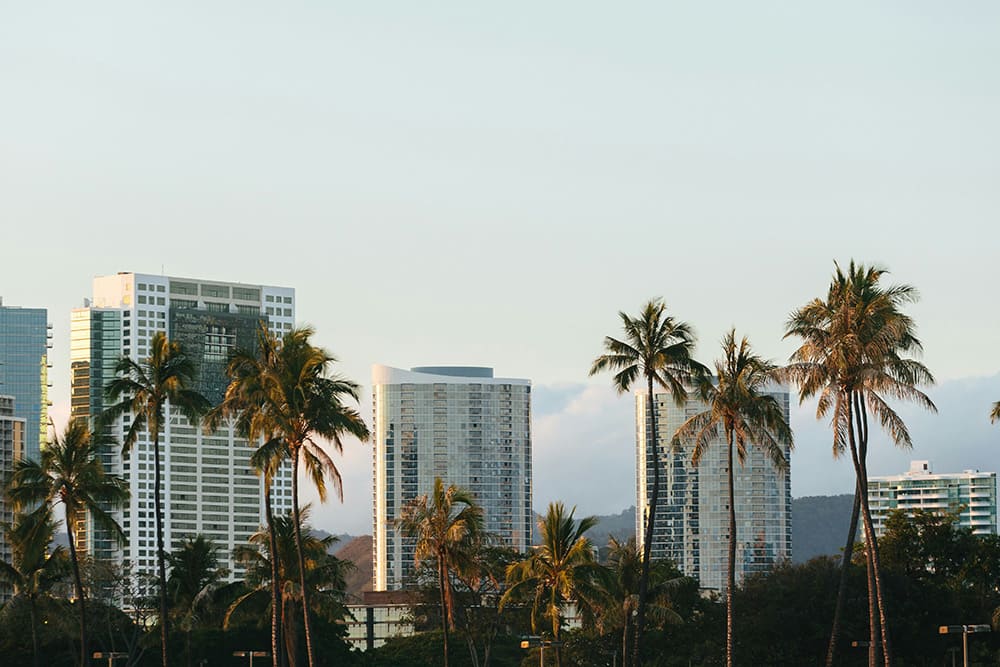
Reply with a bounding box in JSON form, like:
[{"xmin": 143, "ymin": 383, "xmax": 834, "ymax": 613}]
[{"xmin": 2, "ymin": 2, "xmax": 998, "ymax": 534}]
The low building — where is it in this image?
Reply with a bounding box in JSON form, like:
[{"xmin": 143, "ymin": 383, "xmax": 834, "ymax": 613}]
[
  {"xmin": 868, "ymin": 460, "xmax": 998, "ymax": 536},
  {"xmin": 345, "ymin": 590, "xmax": 416, "ymax": 651}
]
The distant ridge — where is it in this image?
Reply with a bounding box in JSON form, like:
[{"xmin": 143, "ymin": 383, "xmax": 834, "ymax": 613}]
[{"xmin": 144, "ymin": 494, "xmax": 853, "ymax": 599}]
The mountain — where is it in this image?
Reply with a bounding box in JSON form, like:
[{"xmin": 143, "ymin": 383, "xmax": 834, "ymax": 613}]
[
  {"xmin": 531, "ymin": 495, "xmax": 856, "ymax": 564},
  {"xmin": 791, "ymin": 494, "xmax": 855, "ymax": 563}
]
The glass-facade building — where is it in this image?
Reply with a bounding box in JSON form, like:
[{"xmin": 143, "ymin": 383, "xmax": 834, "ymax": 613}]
[
  {"xmin": 72, "ymin": 273, "xmax": 296, "ymax": 580},
  {"xmin": 372, "ymin": 365, "xmax": 532, "ymax": 591},
  {"xmin": 0, "ymin": 302, "xmax": 50, "ymax": 462},
  {"xmin": 636, "ymin": 387, "xmax": 792, "ymax": 591},
  {"xmin": 868, "ymin": 460, "xmax": 997, "ymax": 536}
]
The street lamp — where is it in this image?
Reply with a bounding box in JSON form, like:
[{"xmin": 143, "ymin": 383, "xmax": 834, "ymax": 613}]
[
  {"xmin": 92, "ymin": 652, "xmax": 128, "ymax": 667},
  {"xmin": 519, "ymin": 635, "xmax": 563, "ymax": 667},
  {"xmin": 939, "ymin": 624, "xmax": 991, "ymax": 667},
  {"xmin": 233, "ymin": 650, "xmax": 270, "ymax": 667}
]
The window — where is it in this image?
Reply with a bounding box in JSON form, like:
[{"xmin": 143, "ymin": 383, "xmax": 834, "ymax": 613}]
[
  {"xmin": 170, "ymin": 281, "xmax": 198, "ymax": 295},
  {"xmin": 201, "ymin": 284, "xmax": 230, "ymax": 298},
  {"xmin": 205, "ymin": 302, "xmax": 229, "ymax": 313},
  {"xmin": 283, "ymin": 296, "xmax": 292, "ymax": 304},
  {"xmin": 232, "ymin": 286, "xmax": 260, "ymax": 301}
]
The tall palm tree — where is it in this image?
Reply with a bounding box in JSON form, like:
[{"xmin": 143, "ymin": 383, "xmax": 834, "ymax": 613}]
[
  {"xmin": 0, "ymin": 506, "xmax": 70, "ymax": 667},
  {"xmin": 167, "ymin": 535, "xmax": 228, "ymax": 667},
  {"xmin": 102, "ymin": 331, "xmax": 212, "ymax": 667},
  {"xmin": 673, "ymin": 329, "xmax": 793, "ymax": 667},
  {"xmin": 208, "ymin": 323, "xmax": 288, "ymax": 667},
  {"xmin": 227, "ymin": 506, "xmax": 352, "ymax": 667},
  {"xmin": 590, "ymin": 299, "xmax": 706, "ymax": 667},
  {"xmin": 219, "ymin": 326, "xmax": 368, "ymax": 667},
  {"xmin": 397, "ymin": 477, "xmax": 484, "ymax": 667},
  {"xmin": 784, "ymin": 261, "xmax": 935, "ymax": 667},
  {"xmin": 5, "ymin": 418, "xmax": 129, "ymax": 667},
  {"xmin": 501, "ymin": 502, "xmax": 604, "ymax": 667}
]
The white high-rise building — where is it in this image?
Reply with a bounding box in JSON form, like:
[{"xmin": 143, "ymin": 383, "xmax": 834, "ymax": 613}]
[
  {"xmin": 868, "ymin": 460, "xmax": 998, "ymax": 536},
  {"xmin": 71, "ymin": 272, "xmax": 295, "ymax": 579},
  {"xmin": 372, "ymin": 365, "xmax": 532, "ymax": 591},
  {"xmin": 636, "ymin": 387, "xmax": 792, "ymax": 591}
]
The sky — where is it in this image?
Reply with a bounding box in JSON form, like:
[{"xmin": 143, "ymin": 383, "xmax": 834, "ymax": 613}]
[{"xmin": 1, "ymin": 2, "xmax": 998, "ymax": 536}]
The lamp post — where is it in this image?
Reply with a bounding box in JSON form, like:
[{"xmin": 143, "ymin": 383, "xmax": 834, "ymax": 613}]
[
  {"xmin": 92, "ymin": 652, "xmax": 128, "ymax": 667},
  {"xmin": 938, "ymin": 624, "xmax": 991, "ymax": 667},
  {"xmin": 233, "ymin": 650, "xmax": 270, "ymax": 667},
  {"xmin": 520, "ymin": 636, "xmax": 563, "ymax": 666}
]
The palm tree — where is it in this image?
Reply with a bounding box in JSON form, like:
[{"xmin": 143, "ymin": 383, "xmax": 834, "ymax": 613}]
[
  {"xmin": 673, "ymin": 329, "xmax": 792, "ymax": 667},
  {"xmin": 784, "ymin": 261, "xmax": 935, "ymax": 667},
  {"xmin": 5, "ymin": 418, "xmax": 129, "ymax": 667},
  {"xmin": 208, "ymin": 323, "xmax": 289, "ymax": 667},
  {"xmin": 991, "ymin": 401, "xmax": 1000, "ymax": 423},
  {"xmin": 0, "ymin": 506, "xmax": 70, "ymax": 667},
  {"xmin": 397, "ymin": 477, "xmax": 484, "ymax": 667},
  {"xmin": 102, "ymin": 331, "xmax": 212, "ymax": 667},
  {"xmin": 218, "ymin": 326, "xmax": 368, "ymax": 667},
  {"xmin": 590, "ymin": 299, "xmax": 706, "ymax": 667},
  {"xmin": 167, "ymin": 535, "xmax": 228, "ymax": 667},
  {"xmin": 227, "ymin": 506, "xmax": 352, "ymax": 667},
  {"xmin": 598, "ymin": 537, "xmax": 684, "ymax": 666},
  {"xmin": 501, "ymin": 502, "xmax": 605, "ymax": 667}
]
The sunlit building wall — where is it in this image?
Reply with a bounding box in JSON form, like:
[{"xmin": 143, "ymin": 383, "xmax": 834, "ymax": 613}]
[
  {"xmin": 372, "ymin": 365, "xmax": 532, "ymax": 591},
  {"xmin": 71, "ymin": 272, "xmax": 295, "ymax": 580},
  {"xmin": 0, "ymin": 301, "xmax": 51, "ymax": 462},
  {"xmin": 636, "ymin": 387, "xmax": 792, "ymax": 591}
]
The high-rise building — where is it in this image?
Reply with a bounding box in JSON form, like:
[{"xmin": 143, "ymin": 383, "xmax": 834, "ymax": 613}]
[
  {"xmin": 0, "ymin": 300, "xmax": 51, "ymax": 462},
  {"xmin": 636, "ymin": 387, "xmax": 792, "ymax": 591},
  {"xmin": 372, "ymin": 365, "xmax": 532, "ymax": 591},
  {"xmin": 868, "ymin": 460, "xmax": 998, "ymax": 536},
  {"xmin": 71, "ymin": 272, "xmax": 295, "ymax": 578},
  {"xmin": 0, "ymin": 395, "xmax": 26, "ymax": 603}
]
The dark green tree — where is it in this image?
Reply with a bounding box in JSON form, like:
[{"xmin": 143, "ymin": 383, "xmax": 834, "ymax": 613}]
[{"xmin": 0, "ymin": 506, "xmax": 70, "ymax": 667}]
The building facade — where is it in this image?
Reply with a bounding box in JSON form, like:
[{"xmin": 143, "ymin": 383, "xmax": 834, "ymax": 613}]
[
  {"xmin": 0, "ymin": 395, "xmax": 26, "ymax": 602},
  {"xmin": 71, "ymin": 272, "xmax": 295, "ymax": 578},
  {"xmin": 0, "ymin": 300, "xmax": 51, "ymax": 462},
  {"xmin": 868, "ymin": 460, "xmax": 998, "ymax": 536},
  {"xmin": 636, "ymin": 388, "xmax": 792, "ymax": 591},
  {"xmin": 372, "ymin": 365, "xmax": 531, "ymax": 591}
]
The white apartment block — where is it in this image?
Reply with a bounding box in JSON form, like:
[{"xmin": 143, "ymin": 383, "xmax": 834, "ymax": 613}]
[
  {"xmin": 636, "ymin": 387, "xmax": 792, "ymax": 591},
  {"xmin": 868, "ymin": 460, "xmax": 998, "ymax": 536},
  {"xmin": 71, "ymin": 272, "xmax": 295, "ymax": 580},
  {"xmin": 372, "ymin": 365, "xmax": 532, "ymax": 591}
]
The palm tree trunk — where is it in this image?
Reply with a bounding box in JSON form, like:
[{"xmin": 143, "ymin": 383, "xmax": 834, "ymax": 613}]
[
  {"xmin": 858, "ymin": 454, "xmax": 891, "ymax": 667},
  {"xmin": 631, "ymin": 376, "xmax": 659, "ymax": 667},
  {"xmin": 66, "ymin": 514, "xmax": 88, "ymax": 667},
  {"xmin": 153, "ymin": 431, "xmax": 170, "ymax": 667},
  {"xmin": 855, "ymin": 394, "xmax": 892, "ymax": 667},
  {"xmin": 29, "ymin": 594, "xmax": 40, "ymax": 667},
  {"xmin": 845, "ymin": 398, "xmax": 877, "ymax": 667},
  {"xmin": 825, "ymin": 481, "xmax": 861, "ymax": 667},
  {"xmin": 290, "ymin": 446, "xmax": 316, "ymax": 667},
  {"xmin": 264, "ymin": 482, "xmax": 282, "ymax": 667},
  {"xmin": 726, "ymin": 429, "xmax": 736, "ymax": 667},
  {"xmin": 439, "ymin": 557, "xmax": 450, "ymax": 667}
]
